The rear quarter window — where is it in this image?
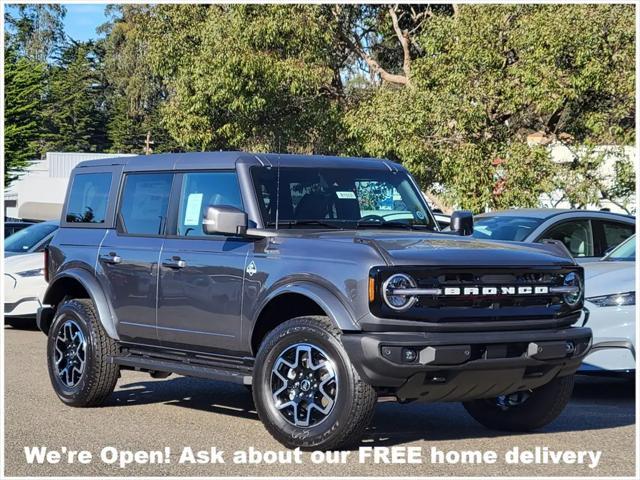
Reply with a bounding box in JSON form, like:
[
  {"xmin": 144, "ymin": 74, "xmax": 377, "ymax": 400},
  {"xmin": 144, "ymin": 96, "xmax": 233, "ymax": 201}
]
[{"xmin": 65, "ymin": 173, "xmax": 112, "ymax": 224}]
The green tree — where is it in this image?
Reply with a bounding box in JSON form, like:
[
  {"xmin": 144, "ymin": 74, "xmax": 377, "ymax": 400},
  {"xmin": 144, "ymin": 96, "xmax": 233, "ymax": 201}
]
[
  {"xmin": 4, "ymin": 47, "xmax": 46, "ymax": 186},
  {"xmin": 100, "ymin": 5, "xmax": 178, "ymax": 153},
  {"xmin": 43, "ymin": 41, "xmax": 110, "ymax": 152},
  {"xmin": 345, "ymin": 4, "xmax": 635, "ymax": 212},
  {"xmin": 103, "ymin": 4, "xmax": 352, "ymax": 153},
  {"xmin": 4, "ymin": 4, "xmax": 66, "ymax": 62}
]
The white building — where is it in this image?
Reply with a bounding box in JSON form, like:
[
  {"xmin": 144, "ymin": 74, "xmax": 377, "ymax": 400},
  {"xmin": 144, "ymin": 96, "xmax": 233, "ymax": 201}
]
[{"xmin": 4, "ymin": 152, "xmax": 137, "ymax": 221}]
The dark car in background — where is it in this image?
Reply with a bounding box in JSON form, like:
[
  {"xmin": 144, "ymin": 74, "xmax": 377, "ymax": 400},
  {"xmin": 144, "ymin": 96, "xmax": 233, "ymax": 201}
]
[
  {"xmin": 473, "ymin": 209, "xmax": 635, "ymax": 262},
  {"xmin": 4, "ymin": 221, "xmax": 59, "ymax": 257},
  {"xmin": 4, "ymin": 221, "xmax": 36, "ymax": 238}
]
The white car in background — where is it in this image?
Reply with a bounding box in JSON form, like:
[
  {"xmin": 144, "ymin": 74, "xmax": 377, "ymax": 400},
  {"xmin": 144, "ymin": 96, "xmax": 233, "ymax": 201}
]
[
  {"xmin": 4, "ymin": 252, "xmax": 48, "ymax": 319},
  {"xmin": 580, "ymin": 235, "xmax": 636, "ymax": 376},
  {"xmin": 473, "ymin": 209, "xmax": 635, "ymax": 262},
  {"xmin": 4, "ymin": 221, "xmax": 58, "ymax": 322}
]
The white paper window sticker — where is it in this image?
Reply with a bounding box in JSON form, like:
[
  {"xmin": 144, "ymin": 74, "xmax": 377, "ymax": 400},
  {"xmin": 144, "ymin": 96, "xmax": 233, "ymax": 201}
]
[
  {"xmin": 184, "ymin": 193, "xmax": 203, "ymax": 226},
  {"xmin": 336, "ymin": 191, "xmax": 356, "ymax": 199}
]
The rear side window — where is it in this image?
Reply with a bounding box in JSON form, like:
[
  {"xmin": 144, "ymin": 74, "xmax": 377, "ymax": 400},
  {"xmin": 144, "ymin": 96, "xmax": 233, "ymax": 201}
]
[
  {"xmin": 118, "ymin": 173, "xmax": 173, "ymax": 235},
  {"xmin": 600, "ymin": 221, "xmax": 635, "ymax": 253},
  {"xmin": 66, "ymin": 173, "xmax": 112, "ymax": 223}
]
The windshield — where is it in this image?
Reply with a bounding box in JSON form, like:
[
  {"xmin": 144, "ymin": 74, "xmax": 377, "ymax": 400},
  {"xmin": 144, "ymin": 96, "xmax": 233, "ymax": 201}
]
[
  {"xmin": 604, "ymin": 235, "xmax": 635, "ymax": 261},
  {"xmin": 472, "ymin": 216, "xmax": 543, "ymax": 241},
  {"xmin": 5, "ymin": 222, "xmax": 58, "ymax": 253},
  {"xmin": 250, "ymin": 166, "xmax": 436, "ymax": 230}
]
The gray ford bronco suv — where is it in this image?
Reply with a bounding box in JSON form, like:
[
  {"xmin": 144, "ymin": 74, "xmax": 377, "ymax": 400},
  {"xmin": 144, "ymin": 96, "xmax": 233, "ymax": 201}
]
[{"xmin": 38, "ymin": 152, "xmax": 591, "ymax": 449}]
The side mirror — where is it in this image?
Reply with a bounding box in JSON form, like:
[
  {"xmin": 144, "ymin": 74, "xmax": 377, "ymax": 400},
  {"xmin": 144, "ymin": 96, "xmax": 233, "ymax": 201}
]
[
  {"xmin": 450, "ymin": 210, "xmax": 474, "ymax": 236},
  {"xmin": 203, "ymin": 205, "xmax": 248, "ymax": 236}
]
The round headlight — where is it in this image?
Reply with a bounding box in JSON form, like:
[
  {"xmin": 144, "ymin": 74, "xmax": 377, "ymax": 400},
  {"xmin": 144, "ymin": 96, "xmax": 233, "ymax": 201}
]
[
  {"xmin": 382, "ymin": 273, "xmax": 418, "ymax": 311},
  {"xmin": 563, "ymin": 271, "xmax": 583, "ymax": 306}
]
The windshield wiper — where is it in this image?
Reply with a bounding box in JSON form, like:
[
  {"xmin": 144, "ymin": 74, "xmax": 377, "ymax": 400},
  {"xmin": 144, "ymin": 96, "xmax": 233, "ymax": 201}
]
[{"xmin": 266, "ymin": 220, "xmax": 341, "ymax": 229}]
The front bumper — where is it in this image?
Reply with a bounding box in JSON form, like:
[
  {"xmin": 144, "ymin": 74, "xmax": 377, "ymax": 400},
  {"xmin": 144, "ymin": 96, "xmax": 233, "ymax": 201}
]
[
  {"xmin": 4, "ymin": 297, "xmax": 42, "ymax": 317},
  {"xmin": 4, "ymin": 273, "xmax": 46, "ymax": 317},
  {"xmin": 578, "ymin": 302, "xmax": 635, "ymax": 374},
  {"xmin": 342, "ymin": 327, "xmax": 592, "ymax": 402}
]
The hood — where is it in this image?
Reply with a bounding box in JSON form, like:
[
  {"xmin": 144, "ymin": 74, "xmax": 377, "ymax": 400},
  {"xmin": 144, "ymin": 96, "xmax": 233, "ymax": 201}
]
[
  {"xmin": 281, "ymin": 230, "xmax": 575, "ymax": 267},
  {"xmin": 3, "ymin": 252, "xmax": 45, "ymax": 275},
  {"xmin": 583, "ymin": 260, "xmax": 635, "ymax": 297}
]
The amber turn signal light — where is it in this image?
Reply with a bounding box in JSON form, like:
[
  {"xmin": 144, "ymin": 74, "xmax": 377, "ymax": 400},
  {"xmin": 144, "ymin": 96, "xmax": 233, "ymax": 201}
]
[{"xmin": 369, "ymin": 277, "xmax": 375, "ymax": 303}]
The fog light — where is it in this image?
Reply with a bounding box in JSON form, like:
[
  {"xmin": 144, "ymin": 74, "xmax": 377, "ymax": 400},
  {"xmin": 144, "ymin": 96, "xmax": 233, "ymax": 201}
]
[{"xmin": 402, "ymin": 348, "xmax": 417, "ymax": 363}]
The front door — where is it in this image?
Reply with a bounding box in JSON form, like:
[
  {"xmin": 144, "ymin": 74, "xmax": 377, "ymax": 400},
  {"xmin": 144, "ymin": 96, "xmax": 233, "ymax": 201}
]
[
  {"xmin": 98, "ymin": 172, "xmax": 174, "ymax": 345},
  {"xmin": 156, "ymin": 171, "xmax": 251, "ymax": 353}
]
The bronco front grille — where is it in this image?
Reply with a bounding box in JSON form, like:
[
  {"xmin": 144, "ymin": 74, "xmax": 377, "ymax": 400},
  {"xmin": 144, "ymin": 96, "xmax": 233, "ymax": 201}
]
[{"xmin": 370, "ymin": 266, "xmax": 582, "ymax": 324}]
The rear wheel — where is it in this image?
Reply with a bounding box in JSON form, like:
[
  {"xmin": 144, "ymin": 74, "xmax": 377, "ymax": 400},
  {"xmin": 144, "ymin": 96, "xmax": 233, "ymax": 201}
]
[
  {"xmin": 47, "ymin": 299, "xmax": 119, "ymax": 407},
  {"xmin": 253, "ymin": 316, "xmax": 377, "ymax": 449},
  {"xmin": 462, "ymin": 374, "xmax": 575, "ymax": 431}
]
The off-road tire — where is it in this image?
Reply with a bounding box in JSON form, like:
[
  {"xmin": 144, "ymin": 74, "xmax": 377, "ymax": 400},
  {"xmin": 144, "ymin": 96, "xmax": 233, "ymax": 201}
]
[
  {"xmin": 253, "ymin": 316, "xmax": 377, "ymax": 450},
  {"xmin": 462, "ymin": 374, "xmax": 575, "ymax": 431},
  {"xmin": 47, "ymin": 298, "xmax": 119, "ymax": 407}
]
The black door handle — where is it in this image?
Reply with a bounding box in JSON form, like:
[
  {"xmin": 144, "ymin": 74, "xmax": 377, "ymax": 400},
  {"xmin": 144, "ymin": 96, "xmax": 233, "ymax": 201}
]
[{"xmin": 163, "ymin": 256, "xmax": 186, "ymax": 269}]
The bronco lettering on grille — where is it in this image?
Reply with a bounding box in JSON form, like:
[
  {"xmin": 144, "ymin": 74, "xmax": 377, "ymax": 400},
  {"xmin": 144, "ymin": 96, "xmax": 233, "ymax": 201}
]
[{"xmin": 443, "ymin": 286, "xmax": 550, "ymax": 296}]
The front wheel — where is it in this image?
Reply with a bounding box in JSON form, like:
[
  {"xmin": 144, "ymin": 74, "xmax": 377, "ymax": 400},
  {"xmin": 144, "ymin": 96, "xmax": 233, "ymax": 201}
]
[
  {"xmin": 253, "ymin": 316, "xmax": 377, "ymax": 450},
  {"xmin": 462, "ymin": 374, "xmax": 575, "ymax": 432},
  {"xmin": 46, "ymin": 299, "xmax": 119, "ymax": 407}
]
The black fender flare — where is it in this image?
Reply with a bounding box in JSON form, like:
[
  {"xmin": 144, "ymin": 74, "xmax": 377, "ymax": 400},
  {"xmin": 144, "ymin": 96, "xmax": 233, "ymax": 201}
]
[
  {"xmin": 255, "ymin": 281, "xmax": 361, "ymax": 332},
  {"xmin": 43, "ymin": 268, "xmax": 119, "ymax": 340}
]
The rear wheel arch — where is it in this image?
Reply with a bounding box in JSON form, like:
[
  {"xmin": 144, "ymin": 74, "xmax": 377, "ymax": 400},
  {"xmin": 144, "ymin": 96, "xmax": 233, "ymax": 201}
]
[{"xmin": 44, "ymin": 269, "xmax": 119, "ymax": 340}]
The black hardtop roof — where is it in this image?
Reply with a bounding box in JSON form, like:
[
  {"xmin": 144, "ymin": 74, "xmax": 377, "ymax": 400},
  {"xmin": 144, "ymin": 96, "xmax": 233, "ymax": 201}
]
[{"xmin": 74, "ymin": 151, "xmax": 403, "ymax": 172}]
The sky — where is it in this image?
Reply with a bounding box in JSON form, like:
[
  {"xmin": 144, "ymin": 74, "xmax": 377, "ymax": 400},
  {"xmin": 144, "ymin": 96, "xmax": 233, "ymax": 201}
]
[
  {"xmin": 5, "ymin": 3, "xmax": 109, "ymax": 42},
  {"xmin": 62, "ymin": 4, "xmax": 109, "ymax": 42}
]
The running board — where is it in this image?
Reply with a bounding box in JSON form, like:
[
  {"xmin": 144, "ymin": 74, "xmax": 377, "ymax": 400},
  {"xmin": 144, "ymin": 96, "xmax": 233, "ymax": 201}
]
[{"xmin": 109, "ymin": 353, "xmax": 253, "ymax": 385}]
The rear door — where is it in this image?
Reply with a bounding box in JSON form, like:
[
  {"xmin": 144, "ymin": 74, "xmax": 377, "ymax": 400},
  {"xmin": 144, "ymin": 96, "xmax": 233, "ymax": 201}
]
[
  {"xmin": 156, "ymin": 170, "xmax": 251, "ymax": 353},
  {"xmin": 97, "ymin": 172, "xmax": 174, "ymax": 345}
]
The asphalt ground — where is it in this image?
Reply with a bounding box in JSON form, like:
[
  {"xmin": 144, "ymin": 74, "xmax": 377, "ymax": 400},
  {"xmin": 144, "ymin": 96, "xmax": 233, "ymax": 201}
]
[{"xmin": 3, "ymin": 321, "xmax": 636, "ymax": 477}]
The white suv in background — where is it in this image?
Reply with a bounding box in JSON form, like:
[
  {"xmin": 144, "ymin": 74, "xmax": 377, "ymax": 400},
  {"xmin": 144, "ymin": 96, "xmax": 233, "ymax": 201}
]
[{"xmin": 581, "ymin": 235, "xmax": 636, "ymax": 376}]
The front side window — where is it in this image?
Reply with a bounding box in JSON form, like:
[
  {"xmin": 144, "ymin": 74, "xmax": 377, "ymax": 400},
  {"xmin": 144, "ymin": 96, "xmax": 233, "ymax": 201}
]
[
  {"xmin": 66, "ymin": 173, "xmax": 112, "ymax": 223},
  {"xmin": 541, "ymin": 220, "xmax": 594, "ymax": 258},
  {"xmin": 118, "ymin": 173, "xmax": 173, "ymax": 235},
  {"xmin": 250, "ymin": 166, "xmax": 435, "ymax": 230},
  {"xmin": 177, "ymin": 171, "xmax": 243, "ymax": 236}
]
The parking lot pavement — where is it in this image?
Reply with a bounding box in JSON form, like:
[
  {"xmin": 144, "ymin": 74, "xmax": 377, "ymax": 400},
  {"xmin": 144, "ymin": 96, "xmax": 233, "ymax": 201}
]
[{"xmin": 3, "ymin": 324, "xmax": 636, "ymax": 477}]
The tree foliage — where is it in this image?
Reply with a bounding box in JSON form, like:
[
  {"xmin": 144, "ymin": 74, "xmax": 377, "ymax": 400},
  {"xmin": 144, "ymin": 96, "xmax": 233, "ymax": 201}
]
[
  {"xmin": 43, "ymin": 41, "xmax": 110, "ymax": 152},
  {"xmin": 3, "ymin": 3, "xmax": 635, "ymax": 210},
  {"xmin": 346, "ymin": 4, "xmax": 635, "ymax": 211},
  {"xmin": 4, "ymin": 47, "xmax": 47, "ymax": 186},
  {"xmin": 4, "ymin": 4, "xmax": 66, "ymax": 62},
  {"xmin": 139, "ymin": 4, "xmax": 349, "ymax": 153}
]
